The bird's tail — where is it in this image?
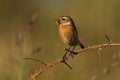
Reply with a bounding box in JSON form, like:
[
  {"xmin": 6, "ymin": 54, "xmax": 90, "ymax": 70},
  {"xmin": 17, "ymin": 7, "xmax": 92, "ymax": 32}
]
[{"xmin": 78, "ymin": 40, "xmax": 85, "ymax": 49}]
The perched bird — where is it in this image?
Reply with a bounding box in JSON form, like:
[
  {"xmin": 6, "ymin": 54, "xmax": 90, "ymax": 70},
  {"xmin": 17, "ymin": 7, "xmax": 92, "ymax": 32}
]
[{"xmin": 55, "ymin": 16, "xmax": 84, "ymax": 52}]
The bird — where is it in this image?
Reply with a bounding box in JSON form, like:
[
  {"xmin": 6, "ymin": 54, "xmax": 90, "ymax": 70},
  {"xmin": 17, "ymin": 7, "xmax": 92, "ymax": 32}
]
[
  {"xmin": 55, "ymin": 16, "xmax": 85, "ymax": 69},
  {"xmin": 55, "ymin": 16, "xmax": 84, "ymax": 57}
]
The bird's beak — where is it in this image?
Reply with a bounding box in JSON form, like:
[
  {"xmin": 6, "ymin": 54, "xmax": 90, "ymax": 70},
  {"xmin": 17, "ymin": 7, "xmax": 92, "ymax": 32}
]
[{"xmin": 55, "ymin": 18, "xmax": 60, "ymax": 25}]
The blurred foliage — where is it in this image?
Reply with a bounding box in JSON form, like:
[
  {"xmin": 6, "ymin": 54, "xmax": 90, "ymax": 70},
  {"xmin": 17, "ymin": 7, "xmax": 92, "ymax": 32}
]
[{"xmin": 0, "ymin": 0, "xmax": 120, "ymax": 80}]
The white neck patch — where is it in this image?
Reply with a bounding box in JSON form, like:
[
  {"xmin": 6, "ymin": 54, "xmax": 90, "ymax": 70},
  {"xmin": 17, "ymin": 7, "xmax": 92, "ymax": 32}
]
[{"xmin": 61, "ymin": 22, "xmax": 71, "ymax": 26}]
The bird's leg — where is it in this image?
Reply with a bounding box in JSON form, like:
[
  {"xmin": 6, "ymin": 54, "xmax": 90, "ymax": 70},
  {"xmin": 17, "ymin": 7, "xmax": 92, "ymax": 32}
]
[
  {"xmin": 63, "ymin": 46, "xmax": 71, "ymax": 59},
  {"xmin": 70, "ymin": 45, "xmax": 76, "ymax": 57},
  {"xmin": 72, "ymin": 45, "xmax": 76, "ymax": 51},
  {"xmin": 62, "ymin": 46, "xmax": 76, "ymax": 70},
  {"xmin": 62, "ymin": 46, "xmax": 72, "ymax": 70}
]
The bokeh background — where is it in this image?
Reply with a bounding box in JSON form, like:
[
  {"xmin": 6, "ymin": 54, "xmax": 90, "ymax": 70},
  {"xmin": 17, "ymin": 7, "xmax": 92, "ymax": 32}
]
[{"xmin": 0, "ymin": 0, "xmax": 120, "ymax": 80}]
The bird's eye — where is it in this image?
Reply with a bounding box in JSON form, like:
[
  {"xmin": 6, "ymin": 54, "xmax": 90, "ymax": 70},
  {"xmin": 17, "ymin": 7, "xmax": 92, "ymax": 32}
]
[{"xmin": 62, "ymin": 18, "xmax": 65, "ymax": 20}]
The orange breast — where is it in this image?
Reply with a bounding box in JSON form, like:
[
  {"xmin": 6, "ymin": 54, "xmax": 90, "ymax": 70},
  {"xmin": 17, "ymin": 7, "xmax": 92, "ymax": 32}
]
[{"xmin": 59, "ymin": 25, "xmax": 74, "ymax": 44}]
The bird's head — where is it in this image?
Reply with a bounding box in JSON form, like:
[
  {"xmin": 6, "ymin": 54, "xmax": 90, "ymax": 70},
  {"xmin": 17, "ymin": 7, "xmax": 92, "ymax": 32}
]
[{"xmin": 55, "ymin": 16, "xmax": 74, "ymax": 26}]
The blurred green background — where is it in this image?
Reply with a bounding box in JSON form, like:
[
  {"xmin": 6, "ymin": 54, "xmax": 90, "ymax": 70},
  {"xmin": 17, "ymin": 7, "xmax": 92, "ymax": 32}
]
[{"xmin": 0, "ymin": 0, "xmax": 120, "ymax": 80}]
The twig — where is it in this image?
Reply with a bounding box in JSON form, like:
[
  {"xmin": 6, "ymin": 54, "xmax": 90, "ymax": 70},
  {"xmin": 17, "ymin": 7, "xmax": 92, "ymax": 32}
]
[
  {"xmin": 105, "ymin": 35, "xmax": 112, "ymax": 43},
  {"xmin": 61, "ymin": 59, "xmax": 72, "ymax": 70},
  {"xmin": 24, "ymin": 58, "xmax": 47, "ymax": 65},
  {"xmin": 27, "ymin": 43, "xmax": 120, "ymax": 80},
  {"xmin": 97, "ymin": 48, "xmax": 102, "ymax": 64}
]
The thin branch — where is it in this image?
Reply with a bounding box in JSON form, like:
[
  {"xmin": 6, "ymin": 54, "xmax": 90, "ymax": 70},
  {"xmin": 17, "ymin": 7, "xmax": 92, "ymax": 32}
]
[
  {"xmin": 27, "ymin": 43, "xmax": 120, "ymax": 80},
  {"xmin": 62, "ymin": 59, "xmax": 72, "ymax": 70},
  {"xmin": 97, "ymin": 48, "xmax": 102, "ymax": 64},
  {"xmin": 105, "ymin": 35, "xmax": 112, "ymax": 43},
  {"xmin": 24, "ymin": 58, "xmax": 47, "ymax": 65}
]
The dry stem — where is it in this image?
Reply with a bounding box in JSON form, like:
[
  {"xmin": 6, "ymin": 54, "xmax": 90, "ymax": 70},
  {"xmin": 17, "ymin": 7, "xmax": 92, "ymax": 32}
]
[{"xmin": 28, "ymin": 43, "xmax": 120, "ymax": 80}]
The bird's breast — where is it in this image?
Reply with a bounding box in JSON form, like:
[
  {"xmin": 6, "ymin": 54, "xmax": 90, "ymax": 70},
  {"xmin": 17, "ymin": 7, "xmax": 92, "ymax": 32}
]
[{"xmin": 59, "ymin": 25, "xmax": 74, "ymax": 43}]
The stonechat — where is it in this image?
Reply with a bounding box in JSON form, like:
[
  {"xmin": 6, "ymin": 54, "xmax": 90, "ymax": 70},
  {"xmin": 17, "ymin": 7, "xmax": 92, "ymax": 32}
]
[
  {"xmin": 55, "ymin": 16, "xmax": 84, "ymax": 51},
  {"xmin": 55, "ymin": 16, "xmax": 84, "ymax": 69}
]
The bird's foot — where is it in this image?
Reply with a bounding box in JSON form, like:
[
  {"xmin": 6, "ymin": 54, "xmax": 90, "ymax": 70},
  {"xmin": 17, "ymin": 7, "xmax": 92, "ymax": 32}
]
[
  {"xmin": 61, "ymin": 49, "xmax": 72, "ymax": 70},
  {"xmin": 64, "ymin": 48, "xmax": 78, "ymax": 55}
]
